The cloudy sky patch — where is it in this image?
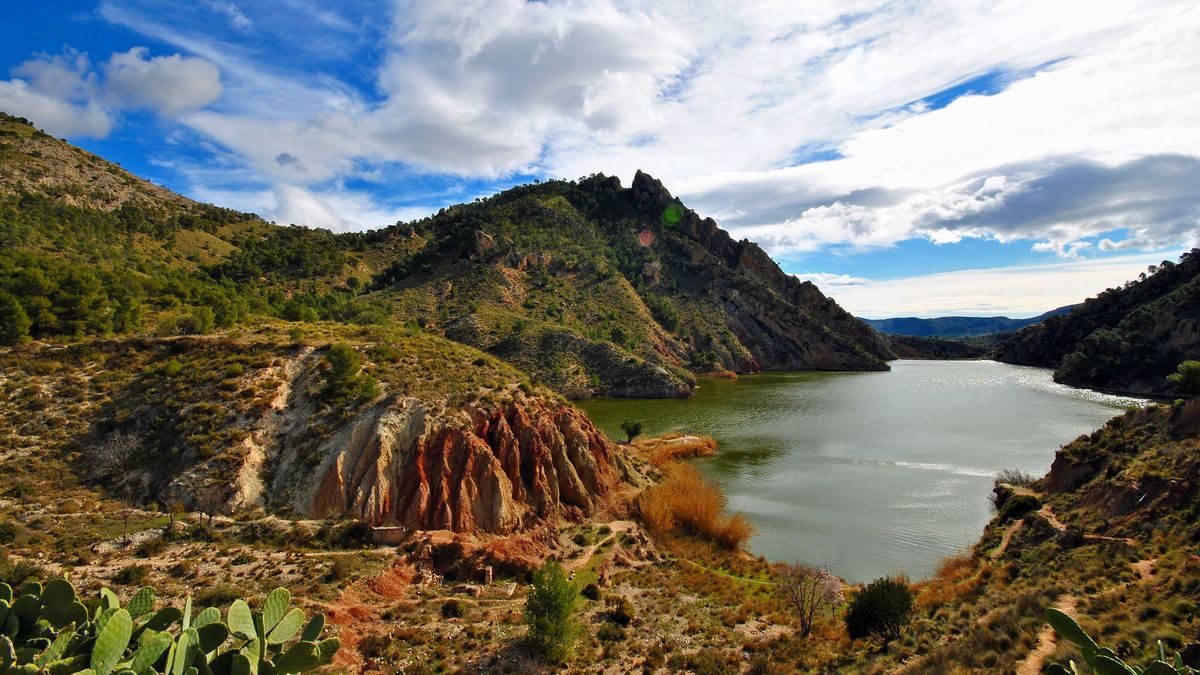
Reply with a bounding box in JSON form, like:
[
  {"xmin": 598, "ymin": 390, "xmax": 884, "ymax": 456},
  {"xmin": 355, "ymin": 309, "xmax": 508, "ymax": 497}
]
[{"xmin": 1, "ymin": 0, "xmax": 1197, "ymax": 316}]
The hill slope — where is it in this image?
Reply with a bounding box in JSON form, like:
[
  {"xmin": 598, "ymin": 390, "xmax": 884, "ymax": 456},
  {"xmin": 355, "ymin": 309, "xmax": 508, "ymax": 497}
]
[
  {"xmin": 994, "ymin": 250, "xmax": 1200, "ymax": 394},
  {"xmin": 0, "ymin": 111, "xmax": 893, "ymax": 399},
  {"xmin": 864, "ymin": 306, "xmax": 1075, "ymax": 338},
  {"xmin": 880, "ymin": 399, "xmax": 1200, "ymax": 673},
  {"xmin": 373, "ymin": 171, "xmax": 893, "ymax": 397}
]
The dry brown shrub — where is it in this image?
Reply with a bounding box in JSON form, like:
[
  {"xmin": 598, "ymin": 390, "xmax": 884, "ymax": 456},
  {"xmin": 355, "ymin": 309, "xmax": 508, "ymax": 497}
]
[
  {"xmin": 714, "ymin": 514, "xmax": 755, "ymax": 550},
  {"xmin": 636, "ymin": 432, "xmax": 719, "ymax": 466},
  {"xmin": 637, "ymin": 463, "xmax": 753, "ymax": 549},
  {"xmin": 919, "ymin": 552, "xmax": 982, "ymax": 609},
  {"xmin": 935, "ymin": 550, "xmax": 975, "ymax": 579}
]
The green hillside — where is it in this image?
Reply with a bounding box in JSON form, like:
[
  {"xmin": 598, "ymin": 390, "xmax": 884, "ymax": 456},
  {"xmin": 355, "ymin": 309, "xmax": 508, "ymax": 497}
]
[
  {"xmin": 995, "ymin": 250, "xmax": 1200, "ymax": 394},
  {"xmin": 0, "ymin": 111, "xmax": 892, "ymax": 399}
]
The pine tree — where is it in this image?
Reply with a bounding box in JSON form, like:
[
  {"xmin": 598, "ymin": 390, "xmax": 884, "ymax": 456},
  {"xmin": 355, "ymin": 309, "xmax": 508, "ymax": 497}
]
[
  {"xmin": 0, "ymin": 291, "xmax": 32, "ymax": 345},
  {"xmin": 523, "ymin": 560, "xmax": 579, "ymax": 662}
]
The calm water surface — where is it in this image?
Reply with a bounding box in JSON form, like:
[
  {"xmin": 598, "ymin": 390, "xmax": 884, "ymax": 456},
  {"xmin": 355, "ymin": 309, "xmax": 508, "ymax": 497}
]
[{"xmin": 579, "ymin": 360, "xmax": 1141, "ymax": 582}]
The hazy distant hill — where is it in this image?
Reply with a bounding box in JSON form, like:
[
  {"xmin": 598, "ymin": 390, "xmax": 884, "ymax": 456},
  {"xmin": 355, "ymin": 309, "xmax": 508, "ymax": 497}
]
[
  {"xmin": 863, "ymin": 306, "xmax": 1075, "ymax": 338},
  {"xmin": 994, "ymin": 250, "xmax": 1200, "ymax": 394}
]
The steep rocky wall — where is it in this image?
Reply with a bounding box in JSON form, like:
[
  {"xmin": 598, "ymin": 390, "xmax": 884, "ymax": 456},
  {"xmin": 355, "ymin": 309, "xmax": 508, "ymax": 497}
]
[{"xmin": 628, "ymin": 170, "xmax": 894, "ymax": 370}]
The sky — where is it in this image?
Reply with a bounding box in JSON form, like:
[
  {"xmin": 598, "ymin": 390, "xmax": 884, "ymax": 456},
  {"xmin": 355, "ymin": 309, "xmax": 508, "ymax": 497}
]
[{"xmin": 1, "ymin": 1, "xmax": 1197, "ymax": 318}]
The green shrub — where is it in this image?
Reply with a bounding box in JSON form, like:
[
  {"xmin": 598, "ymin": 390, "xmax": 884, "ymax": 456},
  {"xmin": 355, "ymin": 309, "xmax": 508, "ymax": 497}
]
[
  {"xmin": 135, "ymin": 536, "xmax": 167, "ymax": 558},
  {"xmin": 0, "ymin": 552, "xmax": 44, "ymax": 587},
  {"xmin": 845, "ymin": 577, "xmax": 914, "ymax": 641},
  {"xmin": 113, "ymin": 563, "xmax": 151, "ymax": 585},
  {"xmin": 320, "ymin": 343, "xmax": 380, "ymax": 407},
  {"xmin": 1168, "ymin": 360, "xmax": 1200, "ymax": 396},
  {"xmin": 441, "ymin": 599, "xmax": 466, "ymax": 618},
  {"xmin": 999, "ymin": 494, "xmax": 1042, "ymax": 521},
  {"xmin": 0, "ymin": 519, "xmax": 24, "ymax": 544},
  {"xmin": 605, "ymin": 595, "xmax": 635, "ymax": 626},
  {"xmin": 523, "ymin": 560, "xmax": 580, "ymax": 662}
]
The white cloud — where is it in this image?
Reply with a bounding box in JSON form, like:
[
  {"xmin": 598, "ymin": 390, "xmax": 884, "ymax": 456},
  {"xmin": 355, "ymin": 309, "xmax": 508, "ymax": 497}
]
[
  {"xmin": 191, "ymin": 182, "xmax": 435, "ymax": 231},
  {"xmin": 204, "ymin": 1, "xmax": 253, "ymax": 32},
  {"xmin": 0, "ymin": 46, "xmax": 221, "ymax": 137},
  {"xmin": 0, "ymin": 50, "xmax": 111, "ymax": 137},
  {"xmin": 361, "ymin": 0, "xmax": 693, "ymax": 175},
  {"xmin": 105, "ymin": 47, "xmax": 222, "ymax": 115},
  {"xmin": 793, "ymin": 272, "xmax": 870, "ymax": 287},
  {"xmin": 13, "ymin": 0, "xmax": 1195, "ymax": 258},
  {"xmin": 0, "ymin": 80, "xmax": 112, "ymax": 138},
  {"xmin": 820, "ymin": 251, "xmax": 1187, "ymax": 319}
]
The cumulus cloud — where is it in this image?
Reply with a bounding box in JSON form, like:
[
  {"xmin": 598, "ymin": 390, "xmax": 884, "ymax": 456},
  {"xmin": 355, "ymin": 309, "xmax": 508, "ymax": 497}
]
[
  {"xmin": 105, "ymin": 47, "xmax": 222, "ymax": 115},
  {"xmin": 0, "ymin": 46, "xmax": 221, "ymax": 137},
  {"xmin": 362, "ymin": 0, "xmax": 692, "ymax": 175},
  {"xmin": 0, "ymin": 50, "xmax": 111, "ymax": 137}
]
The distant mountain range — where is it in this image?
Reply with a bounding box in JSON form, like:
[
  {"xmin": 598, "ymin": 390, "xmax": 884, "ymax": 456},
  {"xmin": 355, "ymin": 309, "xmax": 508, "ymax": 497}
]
[{"xmin": 862, "ymin": 306, "xmax": 1076, "ymax": 338}]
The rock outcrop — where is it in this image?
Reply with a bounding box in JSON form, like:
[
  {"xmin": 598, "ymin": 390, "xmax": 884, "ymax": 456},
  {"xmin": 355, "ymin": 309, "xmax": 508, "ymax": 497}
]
[{"xmin": 303, "ymin": 394, "xmax": 629, "ymax": 534}]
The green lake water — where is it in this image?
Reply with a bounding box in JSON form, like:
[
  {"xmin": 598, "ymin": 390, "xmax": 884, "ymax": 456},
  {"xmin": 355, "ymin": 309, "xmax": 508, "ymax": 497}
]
[{"xmin": 578, "ymin": 360, "xmax": 1141, "ymax": 582}]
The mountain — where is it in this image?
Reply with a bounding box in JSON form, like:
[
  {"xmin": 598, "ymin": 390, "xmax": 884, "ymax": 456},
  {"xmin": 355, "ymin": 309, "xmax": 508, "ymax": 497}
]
[
  {"xmin": 863, "ymin": 305, "xmax": 1076, "ymax": 338},
  {"xmin": 375, "ymin": 170, "xmax": 894, "ymax": 397},
  {"xmin": 0, "ymin": 112, "xmax": 891, "ymax": 402},
  {"xmin": 994, "ymin": 250, "xmax": 1200, "ymax": 394},
  {"xmin": 0, "ymin": 109, "xmax": 893, "ymax": 532},
  {"xmin": 885, "ymin": 334, "xmax": 990, "ymax": 359}
]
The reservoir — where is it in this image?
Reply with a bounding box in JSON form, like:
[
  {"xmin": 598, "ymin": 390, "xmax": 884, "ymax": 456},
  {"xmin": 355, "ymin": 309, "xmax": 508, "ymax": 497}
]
[{"xmin": 579, "ymin": 360, "xmax": 1142, "ymax": 581}]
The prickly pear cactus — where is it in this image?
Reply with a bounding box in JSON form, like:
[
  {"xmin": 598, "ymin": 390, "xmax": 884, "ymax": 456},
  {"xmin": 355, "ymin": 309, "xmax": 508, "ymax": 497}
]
[
  {"xmin": 0, "ymin": 577, "xmax": 337, "ymax": 675},
  {"xmin": 1044, "ymin": 607, "xmax": 1197, "ymax": 674}
]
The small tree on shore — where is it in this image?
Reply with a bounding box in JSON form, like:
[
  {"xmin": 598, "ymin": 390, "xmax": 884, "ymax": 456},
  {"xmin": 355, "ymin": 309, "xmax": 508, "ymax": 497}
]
[
  {"xmin": 524, "ymin": 560, "xmax": 579, "ymax": 662},
  {"xmin": 776, "ymin": 563, "xmax": 845, "ymax": 636},
  {"xmin": 1168, "ymin": 360, "xmax": 1200, "ymax": 396},
  {"xmin": 620, "ymin": 420, "xmax": 643, "ymax": 444}
]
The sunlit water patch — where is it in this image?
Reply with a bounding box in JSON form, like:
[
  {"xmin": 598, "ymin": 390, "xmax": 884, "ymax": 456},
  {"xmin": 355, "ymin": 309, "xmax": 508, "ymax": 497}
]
[{"xmin": 579, "ymin": 360, "xmax": 1143, "ymax": 581}]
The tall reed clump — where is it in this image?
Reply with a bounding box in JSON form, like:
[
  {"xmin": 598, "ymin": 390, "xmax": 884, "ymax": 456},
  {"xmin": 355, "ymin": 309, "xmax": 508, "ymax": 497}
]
[{"xmin": 637, "ymin": 463, "xmax": 753, "ymax": 549}]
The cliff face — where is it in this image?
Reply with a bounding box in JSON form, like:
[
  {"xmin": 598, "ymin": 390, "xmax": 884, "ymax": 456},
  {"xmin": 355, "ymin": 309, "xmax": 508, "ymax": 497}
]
[
  {"xmin": 994, "ymin": 249, "xmax": 1200, "ymax": 394},
  {"xmin": 629, "ymin": 171, "xmax": 895, "ymax": 371},
  {"xmin": 306, "ymin": 394, "xmax": 628, "ymax": 533}
]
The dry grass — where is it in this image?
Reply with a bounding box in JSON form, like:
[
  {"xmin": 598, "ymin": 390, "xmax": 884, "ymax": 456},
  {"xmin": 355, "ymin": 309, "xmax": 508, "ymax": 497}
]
[
  {"xmin": 934, "ymin": 550, "xmax": 975, "ymax": 579},
  {"xmin": 636, "ymin": 433, "xmax": 718, "ymax": 466},
  {"xmin": 637, "ymin": 463, "xmax": 754, "ymax": 549},
  {"xmin": 917, "ymin": 551, "xmax": 983, "ymax": 609}
]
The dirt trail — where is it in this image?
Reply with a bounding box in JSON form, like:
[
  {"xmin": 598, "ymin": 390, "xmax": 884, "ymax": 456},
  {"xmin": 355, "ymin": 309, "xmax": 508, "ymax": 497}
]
[
  {"xmin": 562, "ymin": 520, "xmax": 635, "ymax": 572},
  {"xmin": 991, "ymin": 519, "xmax": 1024, "ymax": 559},
  {"xmin": 1038, "ymin": 503, "xmax": 1137, "ymax": 546},
  {"xmin": 1017, "ymin": 594, "xmax": 1078, "ymax": 675},
  {"xmin": 1131, "ymin": 558, "xmax": 1157, "ymax": 582}
]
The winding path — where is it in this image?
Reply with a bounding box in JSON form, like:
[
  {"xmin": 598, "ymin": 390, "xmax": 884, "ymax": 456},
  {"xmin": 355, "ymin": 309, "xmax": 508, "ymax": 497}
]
[{"xmin": 1017, "ymin": 594, "xmax": 1078, "ymax": 675}]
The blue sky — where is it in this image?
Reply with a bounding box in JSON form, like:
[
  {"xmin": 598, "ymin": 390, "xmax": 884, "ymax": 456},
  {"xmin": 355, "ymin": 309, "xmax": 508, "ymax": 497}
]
[{"xmin": 2, "ymin": 1, "xmax": 1198, "ymax": 317}]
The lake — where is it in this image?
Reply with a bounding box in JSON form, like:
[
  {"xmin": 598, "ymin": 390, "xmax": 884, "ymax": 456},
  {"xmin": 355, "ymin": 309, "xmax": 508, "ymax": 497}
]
[{"xmin": 578, "ymin": 360, "xmax": 1142, "ymax": 582}]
